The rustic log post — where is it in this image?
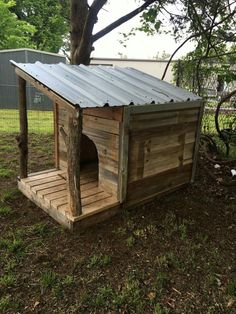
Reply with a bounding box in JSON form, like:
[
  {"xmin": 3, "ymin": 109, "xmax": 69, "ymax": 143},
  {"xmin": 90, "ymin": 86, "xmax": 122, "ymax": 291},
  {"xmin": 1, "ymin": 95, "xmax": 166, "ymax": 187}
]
[
  {"xmin": 17, "ymin": 77, "xmax": 28, "ymax": 178},
  {"xmin": 60, "ymin": 107, "xmax": 82, "ymax": 216}
]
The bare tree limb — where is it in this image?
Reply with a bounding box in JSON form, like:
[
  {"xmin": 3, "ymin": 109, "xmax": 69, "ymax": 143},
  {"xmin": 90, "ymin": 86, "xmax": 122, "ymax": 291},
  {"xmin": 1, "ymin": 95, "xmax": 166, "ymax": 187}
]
[
  {"xmin": 92, "ymin": 0, "xmax": 157, "ymax": 43},
  {"xmin": 161, "ymin": 8, "xmax": 236, "ymax": 80}
]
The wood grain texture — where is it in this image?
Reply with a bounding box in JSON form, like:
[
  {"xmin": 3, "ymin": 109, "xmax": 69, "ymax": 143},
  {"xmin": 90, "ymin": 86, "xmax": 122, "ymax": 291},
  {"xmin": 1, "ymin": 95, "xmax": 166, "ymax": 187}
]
[
  {"xmin": 18, "ymin": 167, "xmax": 118, "ymax": 229},
  {"xmin": 57, "ymin": 107, "xmax": 120, "ymax": 199},
  {"xmin": 66, "ymin": 107, "xmax": 82, "ymax": 216},
  {"xmin": 83, "ymin": 107, "xmax": 123, "ymax": 122},
  {"xmin": 118, "ymin": 106, "xmax": 129, "ymax": 202},
  {"xmin": 54, "ymin": 102, "xmax": 59, "ymax": 168},
  {"xmin": 127, "ymin": 107, "xmax": 200, "ymax": 202},
  {"xmin": 17, "ymin": 77, "xmax": 28, "ymax": 178},
  {"xmin": 126, "ymin": 164, "xmax": 192, "ymax": 204}
]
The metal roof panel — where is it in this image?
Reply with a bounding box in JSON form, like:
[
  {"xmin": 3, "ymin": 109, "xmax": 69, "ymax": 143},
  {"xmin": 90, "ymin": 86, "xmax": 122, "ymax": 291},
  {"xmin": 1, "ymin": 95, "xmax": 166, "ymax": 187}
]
[{"xmin": 10, "ymin": 61, "xmax": 201, "ymax": 108}]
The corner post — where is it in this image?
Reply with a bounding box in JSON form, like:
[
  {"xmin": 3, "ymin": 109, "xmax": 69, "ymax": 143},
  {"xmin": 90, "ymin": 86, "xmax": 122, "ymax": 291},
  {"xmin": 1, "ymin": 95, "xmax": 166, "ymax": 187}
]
[
  {"xmin": 67, "ymin": 106, "xmax": 83, "ymax": 216},
  {"xmin": 191, "ymin": 101, "xmax": 205, "ymax": 182},
  {"xmin": 18, "ymin": 77, "xmax": 28, "ymax": 179},
  {"xmin": 118, "ymin": 106, "xmax": 130, "ymax": 203}
]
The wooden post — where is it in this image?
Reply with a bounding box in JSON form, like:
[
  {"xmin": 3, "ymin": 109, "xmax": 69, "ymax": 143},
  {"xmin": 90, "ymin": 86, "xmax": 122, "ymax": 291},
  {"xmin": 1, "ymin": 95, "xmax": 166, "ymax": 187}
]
[
  {"xmin": 118, "ymin": 106, "xmax": 130, "ymax": 203},
  {"xmin": 60, "ymin": 107, "xmax": 82, "ymax": 216},
  {"xmin": 191, "ymin": 101, "xmax": 205, "ymax": 182},
  {"xmin": 17, "ymin": 77, "xmax": 28, "ymax": 179},
  {"xmin": 53, "ymin": 101, "xmax": 59, "ymax": 169}
]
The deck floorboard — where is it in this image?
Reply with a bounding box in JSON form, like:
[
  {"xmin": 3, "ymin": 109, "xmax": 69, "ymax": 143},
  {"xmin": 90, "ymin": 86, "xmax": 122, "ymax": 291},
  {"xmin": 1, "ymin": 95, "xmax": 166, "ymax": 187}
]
[{"xmin": 19, "ymin": 165, "xmax": 118, "ymax": 223}]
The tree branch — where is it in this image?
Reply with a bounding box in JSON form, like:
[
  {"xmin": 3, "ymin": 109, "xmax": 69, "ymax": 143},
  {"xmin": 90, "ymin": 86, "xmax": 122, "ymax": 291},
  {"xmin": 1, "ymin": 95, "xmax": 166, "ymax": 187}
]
[
  {"xmin": 92, "ymin": 0, "xmax": 157, "ymax": 43},
  {"xmin": 161, "ymin": 8, "xmax": 236, "ymax": 80}
]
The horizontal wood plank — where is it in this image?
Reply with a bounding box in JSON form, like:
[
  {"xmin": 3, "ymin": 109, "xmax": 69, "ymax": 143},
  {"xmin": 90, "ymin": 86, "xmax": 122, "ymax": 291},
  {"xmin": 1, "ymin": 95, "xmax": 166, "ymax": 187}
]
[
  {"xmin": 83, "ymin": 107, "xmax": 123, "ymax": 122},
  {"xmin": 83, "ymin": 115, "xmax": 120, "ymax": 135},
  {"xmin": 127, "ymin": 164, "xmax": 192, "ymax": 203}
]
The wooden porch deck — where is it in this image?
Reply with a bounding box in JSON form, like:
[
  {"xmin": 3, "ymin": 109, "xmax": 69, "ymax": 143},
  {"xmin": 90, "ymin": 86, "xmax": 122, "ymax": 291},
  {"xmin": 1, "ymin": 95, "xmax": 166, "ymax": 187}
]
[{"xmin": 18, "ymin": 164, "xmax": 119, "ymax": 229}]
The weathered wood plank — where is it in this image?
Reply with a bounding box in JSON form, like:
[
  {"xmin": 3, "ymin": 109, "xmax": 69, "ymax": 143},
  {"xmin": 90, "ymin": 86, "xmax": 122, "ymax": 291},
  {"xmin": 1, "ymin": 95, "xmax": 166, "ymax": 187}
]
[
  {"xmin": 18, "ymin": 180, "xmax": 73, "ymax": 229},
  {"xmin": 81, "ymin": 181, "xmax": 98, "ymax": 192},
  {"xmin": 130, "ymin": 121, "xmax": 197, "ymax": 140},
  {"xmin": 82, "ymin": 191, "xmax": 111, "ymax": 206},
  {"xmin": 81, "ymin": 196, "xmax": 118, "ymax": 216},
  {"xmin": 27, "ymin": 175, "xmax": 64, "ymax": 187},
  {"xmin": 83, "ymin": 115, "xmax": 120, "ymax": 135},
  {"xmin": 127, "ymin": 164, "xmax": 192, "ymax": 203},
  {"xmin": 46, "ymin": 190, "xmax": 68, "ymax": 202},
  {"xmin": 54, "ymin": 101, "xmax": 59, "ymax": 168},
  {"xmin": 83, "ymin": 107, "xmax": 123, "ymax": 122},
  {"xmin": 81, "ymin": 186, "xmax": 103, "ymax": 198},
  {"xmin": 118, "ymin": 106, "xmax": 130, "ymax": 203},
  {"xmin": 23, "ymin": 170, "xmax": 63, "ymax": 182},
  {"xmin": 128, "ymin": 101, "xmax": 201, "ymax": 114},
  {"xmin": 50, "ymin": 196, "xmax": 68, "ymax": 209},
  {"xmin": 32, "ymin": 179, "xmax": 65, "ymax": 193},
  {"xmin": 37, "ymin": 184, "xmax": 67, "ymax": 197}
]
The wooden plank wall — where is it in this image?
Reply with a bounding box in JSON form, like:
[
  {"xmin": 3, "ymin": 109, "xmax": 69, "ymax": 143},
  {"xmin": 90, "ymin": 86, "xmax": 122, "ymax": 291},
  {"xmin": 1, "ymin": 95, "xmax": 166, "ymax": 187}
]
[
  {"xmin": 57, "ymin": 106, "xmax": 72, "ymax": 170},
  {"xmin": 126, "ymin": 107, "xmax": 200, "ymax": 204},
  {"xmin": 57, "ymin": 106, "xmax": 122, "ymax": 198}
]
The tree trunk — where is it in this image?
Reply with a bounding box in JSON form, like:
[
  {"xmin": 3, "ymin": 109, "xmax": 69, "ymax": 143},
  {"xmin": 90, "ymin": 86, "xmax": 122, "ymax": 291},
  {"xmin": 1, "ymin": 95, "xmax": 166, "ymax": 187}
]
[
  {"xmin": 17, "ymin": 77, "xmax": 28, "ymax": 179},
  {"xmin": 70, "ymin": 0, "xmax": 89, "ymax": 64}
]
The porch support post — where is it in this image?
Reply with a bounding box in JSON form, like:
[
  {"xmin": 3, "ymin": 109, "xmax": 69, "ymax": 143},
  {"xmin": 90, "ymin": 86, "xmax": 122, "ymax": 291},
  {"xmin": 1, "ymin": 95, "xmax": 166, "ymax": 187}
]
[
  {"xmin": 67, "ymin": 106, "xmax": 82, "ymax": 216},
  {"xmin": 17, "ymin": 77, "xmax": 28, "ymax": 179}
]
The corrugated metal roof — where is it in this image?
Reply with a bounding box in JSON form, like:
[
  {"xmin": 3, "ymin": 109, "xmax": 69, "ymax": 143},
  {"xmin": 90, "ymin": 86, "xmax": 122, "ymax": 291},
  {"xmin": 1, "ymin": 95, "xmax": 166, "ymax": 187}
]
[{"xmin": 10, "ymin": 61, "xmax": 201, "ymax": 108}]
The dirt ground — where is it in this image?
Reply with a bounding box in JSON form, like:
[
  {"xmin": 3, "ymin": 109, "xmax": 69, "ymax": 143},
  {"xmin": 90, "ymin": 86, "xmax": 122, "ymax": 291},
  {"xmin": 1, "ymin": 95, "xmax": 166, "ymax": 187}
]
[{"xmin": 0, "ymin": 133, "xmax": 235, "ymax": 314}]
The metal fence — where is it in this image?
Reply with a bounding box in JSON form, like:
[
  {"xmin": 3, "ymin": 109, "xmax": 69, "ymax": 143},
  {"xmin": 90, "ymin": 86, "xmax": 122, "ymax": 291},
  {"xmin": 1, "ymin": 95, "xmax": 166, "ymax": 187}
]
[{"xmin": 0, "ymin": 106, "xmax": 54, "ymax": 134}]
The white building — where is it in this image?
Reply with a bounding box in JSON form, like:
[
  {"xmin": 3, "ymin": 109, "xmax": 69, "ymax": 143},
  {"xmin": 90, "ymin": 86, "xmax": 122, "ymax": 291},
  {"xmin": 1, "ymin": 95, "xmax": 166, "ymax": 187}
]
[{"xmin": 91, "ymin": 58, "xmax": 177, "ymax": 83}]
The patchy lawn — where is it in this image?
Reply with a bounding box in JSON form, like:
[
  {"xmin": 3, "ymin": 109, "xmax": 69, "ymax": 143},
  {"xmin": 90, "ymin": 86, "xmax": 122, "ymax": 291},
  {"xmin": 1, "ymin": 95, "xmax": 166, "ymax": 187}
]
[{"xmin": 0, "ymin": 133, "xmax": 235, "ymax": 314}]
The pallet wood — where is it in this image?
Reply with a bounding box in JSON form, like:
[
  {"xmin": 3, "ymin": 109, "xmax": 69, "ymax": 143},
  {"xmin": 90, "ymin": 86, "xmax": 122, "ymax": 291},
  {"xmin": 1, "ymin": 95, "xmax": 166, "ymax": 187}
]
[
  {"xmin": 83, "ymin": 107, "xmax": 123, "ymax": 122},
  {"xmin": 57, "ymin": 107, "xmax": 120, "ymax": 198},
  {"xmin": 127, "ymin": 164, "xmax": 192, "ymax": 204},
  {"xmin": 128, "ymin": 100, "xmax": 201, "ymax": 114},
  {"xmin": 118, "ymin": 106, "xmax": 130, "ymax": 202},
  {"xmin": 14, "ymin": 63, "xmax": 204, "ymax": 231},
  {"xmin": 18, "ymin": 168, "xmax": 119, "ymax": 229},
  {"xmin": 127, "ymin": 108, "xmax": 199, "ymax": 201}
]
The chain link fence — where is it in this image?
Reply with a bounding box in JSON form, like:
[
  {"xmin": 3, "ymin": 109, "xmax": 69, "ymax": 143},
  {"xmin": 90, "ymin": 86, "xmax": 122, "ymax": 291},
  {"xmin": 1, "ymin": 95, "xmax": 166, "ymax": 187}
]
[
  {"xmin": 0, "ymin": 107, "xmax": 54, "ymax": 134},
  {"xmin": 175, "ymin": 55, "xmax": 236, "ymax": 135}
]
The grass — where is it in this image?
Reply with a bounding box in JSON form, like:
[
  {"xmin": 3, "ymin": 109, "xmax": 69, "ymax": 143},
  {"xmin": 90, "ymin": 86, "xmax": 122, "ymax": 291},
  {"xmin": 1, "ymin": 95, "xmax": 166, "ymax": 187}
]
[
  {"xmin": 0, "ymin": 205, "xmax": 12, "ymax": 217},
  {"xmin": 0, "ymin": 235, "xmax": 25, "ymax": 256},
  {"xmin": 0, "ymin": 109, "xmax": 53, "ymax": 133},
  {"xmin": 87, "ymin": 253, "xmax": 111, "ymax": 269},
  {"xmin": 0, "ymin": 166, "xmax": 13, "ymax": 178},
  {"xmin": 0, "ymin": 274, "xmax": 15, "ymax": 287},
  {"xmin": 0, "ymin": 128, "xmax": 235, "ymax": 312},
  {"xmin": 0, "ymin": 296, "xmax": 11, "ymax": 312},
  {"xmin": 40, "ymin": 270, "xmax": 58, "ymax": 290},
  {"xmin": 226, "ymin": 279, "xmax": 236, "ymax": 298}
]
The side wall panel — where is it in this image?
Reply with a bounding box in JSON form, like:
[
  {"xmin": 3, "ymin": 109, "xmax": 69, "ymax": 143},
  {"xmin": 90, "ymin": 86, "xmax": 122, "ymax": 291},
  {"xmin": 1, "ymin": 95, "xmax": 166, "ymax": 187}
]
[{"xmin": 126, "ymin": 107, "xmax": 200, "ymax": 204}]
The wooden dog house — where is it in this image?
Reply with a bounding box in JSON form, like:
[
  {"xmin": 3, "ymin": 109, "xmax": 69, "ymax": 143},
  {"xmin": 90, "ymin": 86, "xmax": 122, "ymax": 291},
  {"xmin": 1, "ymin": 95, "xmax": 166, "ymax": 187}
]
[{"xmin": 11, "ymin": 61, "xmax": 203, "ymax": 230}]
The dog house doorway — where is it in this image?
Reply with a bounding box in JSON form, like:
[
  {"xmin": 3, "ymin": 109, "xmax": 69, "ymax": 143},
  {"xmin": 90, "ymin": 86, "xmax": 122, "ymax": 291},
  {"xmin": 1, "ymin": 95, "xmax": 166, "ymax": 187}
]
[{"xmin": 80, "ymin": 134, "xmax": 99, "ymax": 181}]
